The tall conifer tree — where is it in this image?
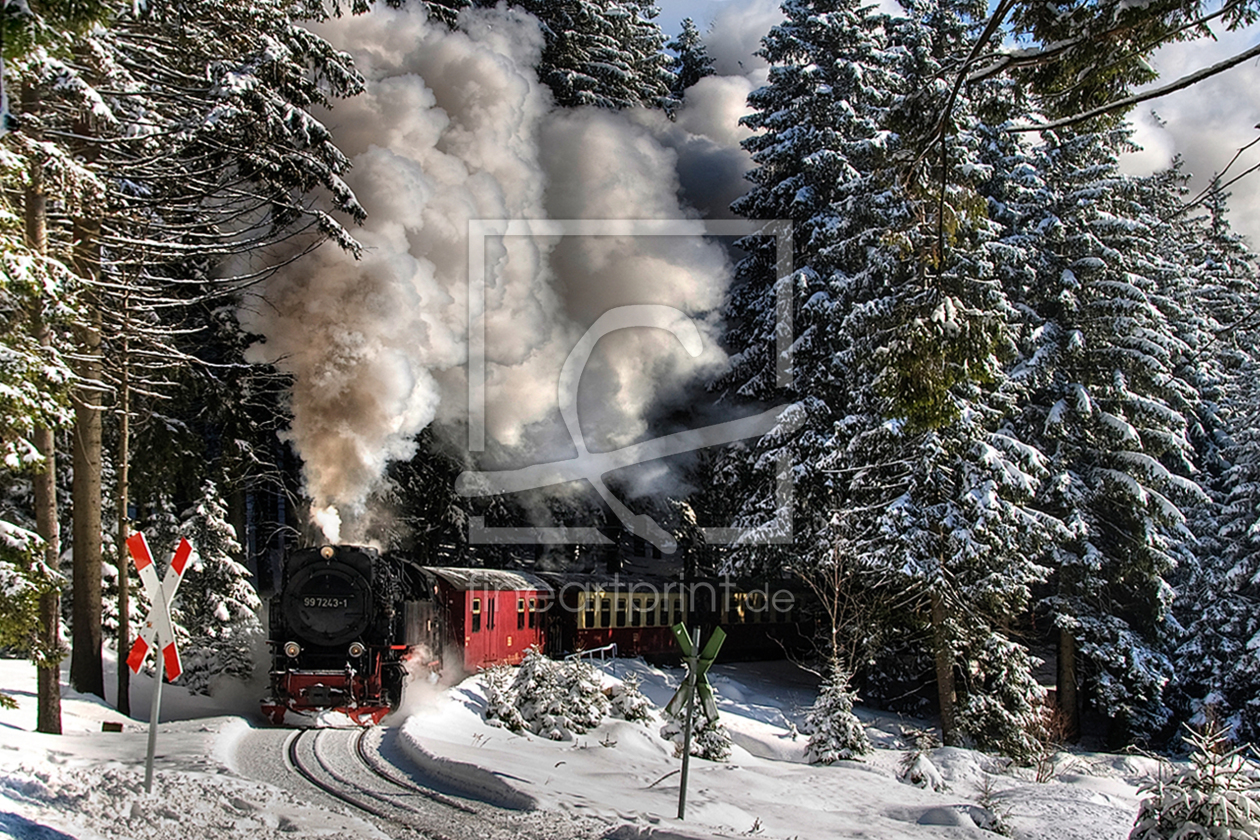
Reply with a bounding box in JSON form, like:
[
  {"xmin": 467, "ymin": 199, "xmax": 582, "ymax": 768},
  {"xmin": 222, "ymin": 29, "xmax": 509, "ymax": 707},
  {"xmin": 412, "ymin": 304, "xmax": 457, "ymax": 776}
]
[
  {"xmin": 725, "ymin": 0, "xmax": 1054, "ymax": 754},
  {"xmin": 1010, "ymin": 128, "xmax": 1205, "ymax": 742}
]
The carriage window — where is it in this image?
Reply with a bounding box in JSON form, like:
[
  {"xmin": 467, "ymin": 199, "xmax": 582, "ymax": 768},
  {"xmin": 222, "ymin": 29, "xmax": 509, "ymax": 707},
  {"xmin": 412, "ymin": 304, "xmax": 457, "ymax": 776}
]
[
  {"xmin": 614, "ymin": 596, "xmax": 627, "ymax": 629},
  {"xmin": 583, "ymin": 595, "xmax": 595, "ymax": 630},
  {"xmin": 672, "ymin": 597, "xmax": 682, "ymax": 627},
  {"xmin": 631, "ymin": 597, "xmax": 642, "ymax": 627},
  {"xmin": 645, "ymin": 597, "xmax": 657, "ymax": 626},
  {"xmin": 528, "ymin": 598, "xmax": 538, "ymax": 629},
  {"xmin": 517, "ymin": 598, "xmax": 526, "ymax": 630},
  {"xmin": 600, "ymin": 598, "xmax": 611, "ymax": 628},
  {"xmin": 471, "ymin": 598, "xmax": 481, "ymax": 633}
]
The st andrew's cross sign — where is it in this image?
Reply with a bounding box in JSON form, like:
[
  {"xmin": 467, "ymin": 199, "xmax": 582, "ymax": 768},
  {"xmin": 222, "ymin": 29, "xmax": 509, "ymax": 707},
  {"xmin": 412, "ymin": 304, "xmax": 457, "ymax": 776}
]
[
  {"xmin": 125, "ymin": 532, "xmax": 191, "ymax": 792},
  {"xmin": 666, "ymin": 623, "xmax": 725, "ymax": 821}
]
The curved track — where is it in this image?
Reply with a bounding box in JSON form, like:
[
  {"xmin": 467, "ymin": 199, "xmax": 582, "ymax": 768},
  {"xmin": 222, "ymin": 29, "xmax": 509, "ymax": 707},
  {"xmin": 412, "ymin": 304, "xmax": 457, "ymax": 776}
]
[
  {"xmin": 246, "ymin": 724, "xmax": 609, "ymax": 840},
  {"xmin": 351, "ymin": 729, "xmax": 479, "ymax": 815},
  {"xmin": 286, "ymin": 728, "xmax": 461, "ymax": 839}
]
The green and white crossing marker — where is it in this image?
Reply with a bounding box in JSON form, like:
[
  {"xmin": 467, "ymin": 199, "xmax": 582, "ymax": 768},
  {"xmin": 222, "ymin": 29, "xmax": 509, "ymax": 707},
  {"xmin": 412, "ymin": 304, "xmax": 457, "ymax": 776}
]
[{"xmin": 666, "ymin": 623, "xmax": 725, "ymax": 820}]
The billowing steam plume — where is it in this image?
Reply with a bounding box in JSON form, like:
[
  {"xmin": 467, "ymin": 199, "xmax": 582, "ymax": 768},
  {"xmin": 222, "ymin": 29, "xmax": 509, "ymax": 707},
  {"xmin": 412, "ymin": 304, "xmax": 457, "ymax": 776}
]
[{"xmin": 241, "ymin": 4, "xmax": 758, "ymax": 542}]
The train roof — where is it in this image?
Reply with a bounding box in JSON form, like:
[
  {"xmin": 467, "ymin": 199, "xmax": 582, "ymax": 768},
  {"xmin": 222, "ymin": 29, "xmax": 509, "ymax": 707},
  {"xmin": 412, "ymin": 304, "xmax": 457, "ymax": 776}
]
[{"xmin": 425, "ymin": 566, "xmax": 552, "ymax": 592}]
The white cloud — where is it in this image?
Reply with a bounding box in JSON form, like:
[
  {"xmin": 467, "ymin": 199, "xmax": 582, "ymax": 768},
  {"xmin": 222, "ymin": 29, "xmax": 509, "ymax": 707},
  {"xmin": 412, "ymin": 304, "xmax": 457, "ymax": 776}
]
[{"xmin": 1121, "ymin": 24, "xmax": 1260, "ymax": 243}]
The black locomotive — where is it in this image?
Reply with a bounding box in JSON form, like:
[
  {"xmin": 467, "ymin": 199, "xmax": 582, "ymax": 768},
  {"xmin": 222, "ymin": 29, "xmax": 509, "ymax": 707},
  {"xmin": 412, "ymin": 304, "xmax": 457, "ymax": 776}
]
[{"xmin": 263, "ymin": 544, "xmax": 438, "ymax": 725}]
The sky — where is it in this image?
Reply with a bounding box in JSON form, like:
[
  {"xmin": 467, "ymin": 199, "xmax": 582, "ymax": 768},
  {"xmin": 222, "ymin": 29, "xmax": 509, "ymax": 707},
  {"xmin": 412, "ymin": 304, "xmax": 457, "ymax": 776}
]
[
  {"xmin": 657, "ymin": 0, "xmax": 1260, "ymax": 243},
  {"xmin": 1125, "ymin": 23, "xmax": 1260, "ymax": 242}
]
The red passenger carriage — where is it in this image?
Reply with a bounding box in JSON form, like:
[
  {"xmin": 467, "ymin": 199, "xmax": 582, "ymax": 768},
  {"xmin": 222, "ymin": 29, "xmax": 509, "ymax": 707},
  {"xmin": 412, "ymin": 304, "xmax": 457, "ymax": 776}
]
[{"xmin": 427, "ymin": 567, "xmax": 551, "ymax": 672}]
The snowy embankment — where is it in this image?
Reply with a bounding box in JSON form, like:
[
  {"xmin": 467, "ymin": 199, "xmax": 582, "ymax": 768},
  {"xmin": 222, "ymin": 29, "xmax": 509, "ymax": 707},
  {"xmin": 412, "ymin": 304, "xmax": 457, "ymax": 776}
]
[
  {"xmin": 0, "ymin": 656, "xmax": 385, "ymax": 840},
  {"xmin": 0, "ymin": 654, "xmax": 1159, "ymax": 840},
  {"xmin": 396, "ymin": 658, "xmax": 1156, "ymax": 839}
]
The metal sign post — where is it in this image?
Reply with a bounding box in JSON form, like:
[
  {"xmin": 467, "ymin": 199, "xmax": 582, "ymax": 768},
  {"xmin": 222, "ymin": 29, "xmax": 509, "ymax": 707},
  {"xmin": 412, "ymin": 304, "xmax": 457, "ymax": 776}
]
[
  {"xmin": 126, "ymin": 533, "xmax": 190, "ymax": 793},
  {"xmin": 677, "ymin": 627, "xmax": 699, "ymax": 820},
  {"xmin": 665, "ymin": 623, "xmax": 726, "ymax": 821}
]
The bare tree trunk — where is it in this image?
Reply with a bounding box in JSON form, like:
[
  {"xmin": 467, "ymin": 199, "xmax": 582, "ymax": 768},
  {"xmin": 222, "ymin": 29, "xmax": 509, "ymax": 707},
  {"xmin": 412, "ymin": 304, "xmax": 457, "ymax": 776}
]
[
  {"xmin": 1057, "ymin": 627, "xmax": 1080, "ymax": 742},
  {"xmin": 32, "ymin": 318, "xmax": 63, "ymax": 733},
  {"xmin": 25, "ymin": 85, "xmax": 64, "ymax": 733},
  {"xmin": 69, "ymin": 215, "xmax": 105, "ymax": 699},
  {"xmin": 931, "ymin": 590, "xmax": 958, "ymax": 746},
  {"xmin": 116, "ymin": 312, "xmax": 131, "ymax": 716}
]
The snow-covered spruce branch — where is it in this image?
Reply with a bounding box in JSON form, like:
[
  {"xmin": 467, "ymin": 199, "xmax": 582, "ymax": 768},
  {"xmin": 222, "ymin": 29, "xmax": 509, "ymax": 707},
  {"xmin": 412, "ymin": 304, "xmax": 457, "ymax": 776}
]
[{"xmin": 968, "ymin": 7, "xmax": 1229, "ymax": 86}]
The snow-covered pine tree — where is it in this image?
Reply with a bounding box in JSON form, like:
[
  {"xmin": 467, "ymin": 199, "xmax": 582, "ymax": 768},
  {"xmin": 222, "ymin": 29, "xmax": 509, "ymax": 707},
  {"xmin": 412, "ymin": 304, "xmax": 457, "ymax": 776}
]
[
  {"xmin": 666, "ymin": 18, "xmax": 714, "ymax": 101},
  {"xmin": 723, "ymin": 0, "xmax": 1053, "ymax": 754},
  {"xmin": 661, "ymin": 703, "xmax": 732, "ymax": 761},
  {"xmin": 483, "ymin": 663, "xmax": 527, "ymax": 730},
  {"xmin": 0, "ymin": 521, "xmax": 59, "ymax": 711},
  {"xmin": 1011, "ymin": 126, "xmax": 1207, "ymax": 743},
  {"xmin": 1167, "ymin": 190, "xmax": 1260, "ymax": 744},
  {"xmin": 170, "ymin": 481, "xmax": 262, "ymax": 694},
  {"xmin": 492, "ymin": 649, "xmax": 610, "ymax": 740},
  {"xmin": 1179, "ymin": 381, "xmax": 1260, "ymax": 743},
  {"xmin": 1184, "ymin": 389, "xmax": 1260, "ymax": 743},
  {"xmin": 101, "ymin": 547, "xmax": 143, "ymax": 650},
  {"xmin": 0, "ymin": 144, "xmax": 86, "ymax": 727},
  {"xmin": 517, "ymin": 0, "xmax": 671, "ymax": 109},
  {"xmin": 7, "ymin": 0, "xmax": 367, "ymax": 700},
  {"xmin": 621, "ymin": 0, "xmax": 674, "ymax": 109},
  {"xmin": 608, "ymin": 672, "xmax": 654, "ymax": 723},
  {"xmin": 0, "ymin": 227, "xmax": 76, "ymax": 486},
  {"xmin": 719, "ymin": 0, "xmax": 905, "ymax": 566},
  {"xmin": 805, "ymin": 663, "xmax": 871, "ymax": 763}
]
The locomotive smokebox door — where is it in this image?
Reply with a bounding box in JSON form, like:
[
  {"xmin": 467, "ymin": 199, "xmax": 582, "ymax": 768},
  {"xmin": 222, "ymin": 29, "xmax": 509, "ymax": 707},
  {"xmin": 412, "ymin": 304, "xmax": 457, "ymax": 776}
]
[{"xmin": 282, "ymin": 555, "xmax": 373, "ymax": 646}]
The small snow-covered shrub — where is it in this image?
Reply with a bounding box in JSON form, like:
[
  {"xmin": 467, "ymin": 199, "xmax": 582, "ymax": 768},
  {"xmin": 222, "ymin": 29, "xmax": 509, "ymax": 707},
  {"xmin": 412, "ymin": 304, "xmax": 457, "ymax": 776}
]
[
  {"xmin": 484, "ymin": 649, "xmax": 609, "ymax": 740},
  {"xmin": 661, "ymin": 706, "xmax": 732, "ymax": 762},
  {"xmin": 608, "ymin": 672, "xmax": 654, "ymax": 723},
  {"xmin": 898, "ymin": 729, "xmax": 948, "ymax": 792},
  {"xmin": 804, "ymin": 665, "xmax": 871, "ymax": 764},
  {"xmin": 483, "ymin": 664, "xmax": 525, "ymax": 731},
  {"xmin": 1129, "ymin": 725, "xmax": 1260, "ymax": 839},
  {"xmin": 899, "ymin": 750, "xmax": 948, "ymax": 792}
]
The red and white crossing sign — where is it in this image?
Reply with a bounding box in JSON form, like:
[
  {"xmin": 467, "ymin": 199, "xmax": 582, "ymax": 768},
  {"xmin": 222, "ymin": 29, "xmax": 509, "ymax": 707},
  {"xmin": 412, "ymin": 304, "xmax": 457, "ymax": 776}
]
[{"xmin": 126, "ymin": 533, "xmax": 190, "ymax": 682}]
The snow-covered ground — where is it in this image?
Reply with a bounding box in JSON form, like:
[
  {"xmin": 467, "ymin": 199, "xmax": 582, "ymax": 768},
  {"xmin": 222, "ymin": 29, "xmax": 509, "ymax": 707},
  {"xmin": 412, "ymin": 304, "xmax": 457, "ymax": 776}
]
[{"xmin": 0, "ymin": 653, "xmax": 1160, "ymax": 839}]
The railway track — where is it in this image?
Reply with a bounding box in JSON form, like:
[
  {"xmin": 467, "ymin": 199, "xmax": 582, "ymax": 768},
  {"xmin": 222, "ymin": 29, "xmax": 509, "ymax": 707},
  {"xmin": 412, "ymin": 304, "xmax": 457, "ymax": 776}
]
[{"xmin": 286, "ymin": 728, "xmax": 473, "ymax": 839}]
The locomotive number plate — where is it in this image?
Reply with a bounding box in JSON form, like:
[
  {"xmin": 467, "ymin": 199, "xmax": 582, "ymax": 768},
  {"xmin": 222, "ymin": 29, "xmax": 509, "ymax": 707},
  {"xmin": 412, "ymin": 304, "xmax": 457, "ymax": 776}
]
[{"xmin": 304, "ymin": 597, "xmax": 351, "ymax": 608}]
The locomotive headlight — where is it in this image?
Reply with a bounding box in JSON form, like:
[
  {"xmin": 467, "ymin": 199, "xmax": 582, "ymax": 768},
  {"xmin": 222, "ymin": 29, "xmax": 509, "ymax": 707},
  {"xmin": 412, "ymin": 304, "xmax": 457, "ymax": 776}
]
[
  {"xmin": 284, "ymin": 641, "xmax": 301, "ymax": 658},
  {"xmin": 348, "ymin": 642, "xmax": 366, "ymax": 658},
  {"xmin": 320, "ymin": 545, "xmax": 335, "ymax": 559}
]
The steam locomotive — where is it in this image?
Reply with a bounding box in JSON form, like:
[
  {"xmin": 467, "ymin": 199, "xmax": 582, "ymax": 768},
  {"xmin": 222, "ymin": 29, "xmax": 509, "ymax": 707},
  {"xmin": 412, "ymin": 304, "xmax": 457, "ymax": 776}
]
[
  {"xmin": 262, "ymin": 544, "xmax": 438, "ymax": 725},
  {"xmin": 263, "ymin": 544, "xmax": 810, "ymax": 725}
]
